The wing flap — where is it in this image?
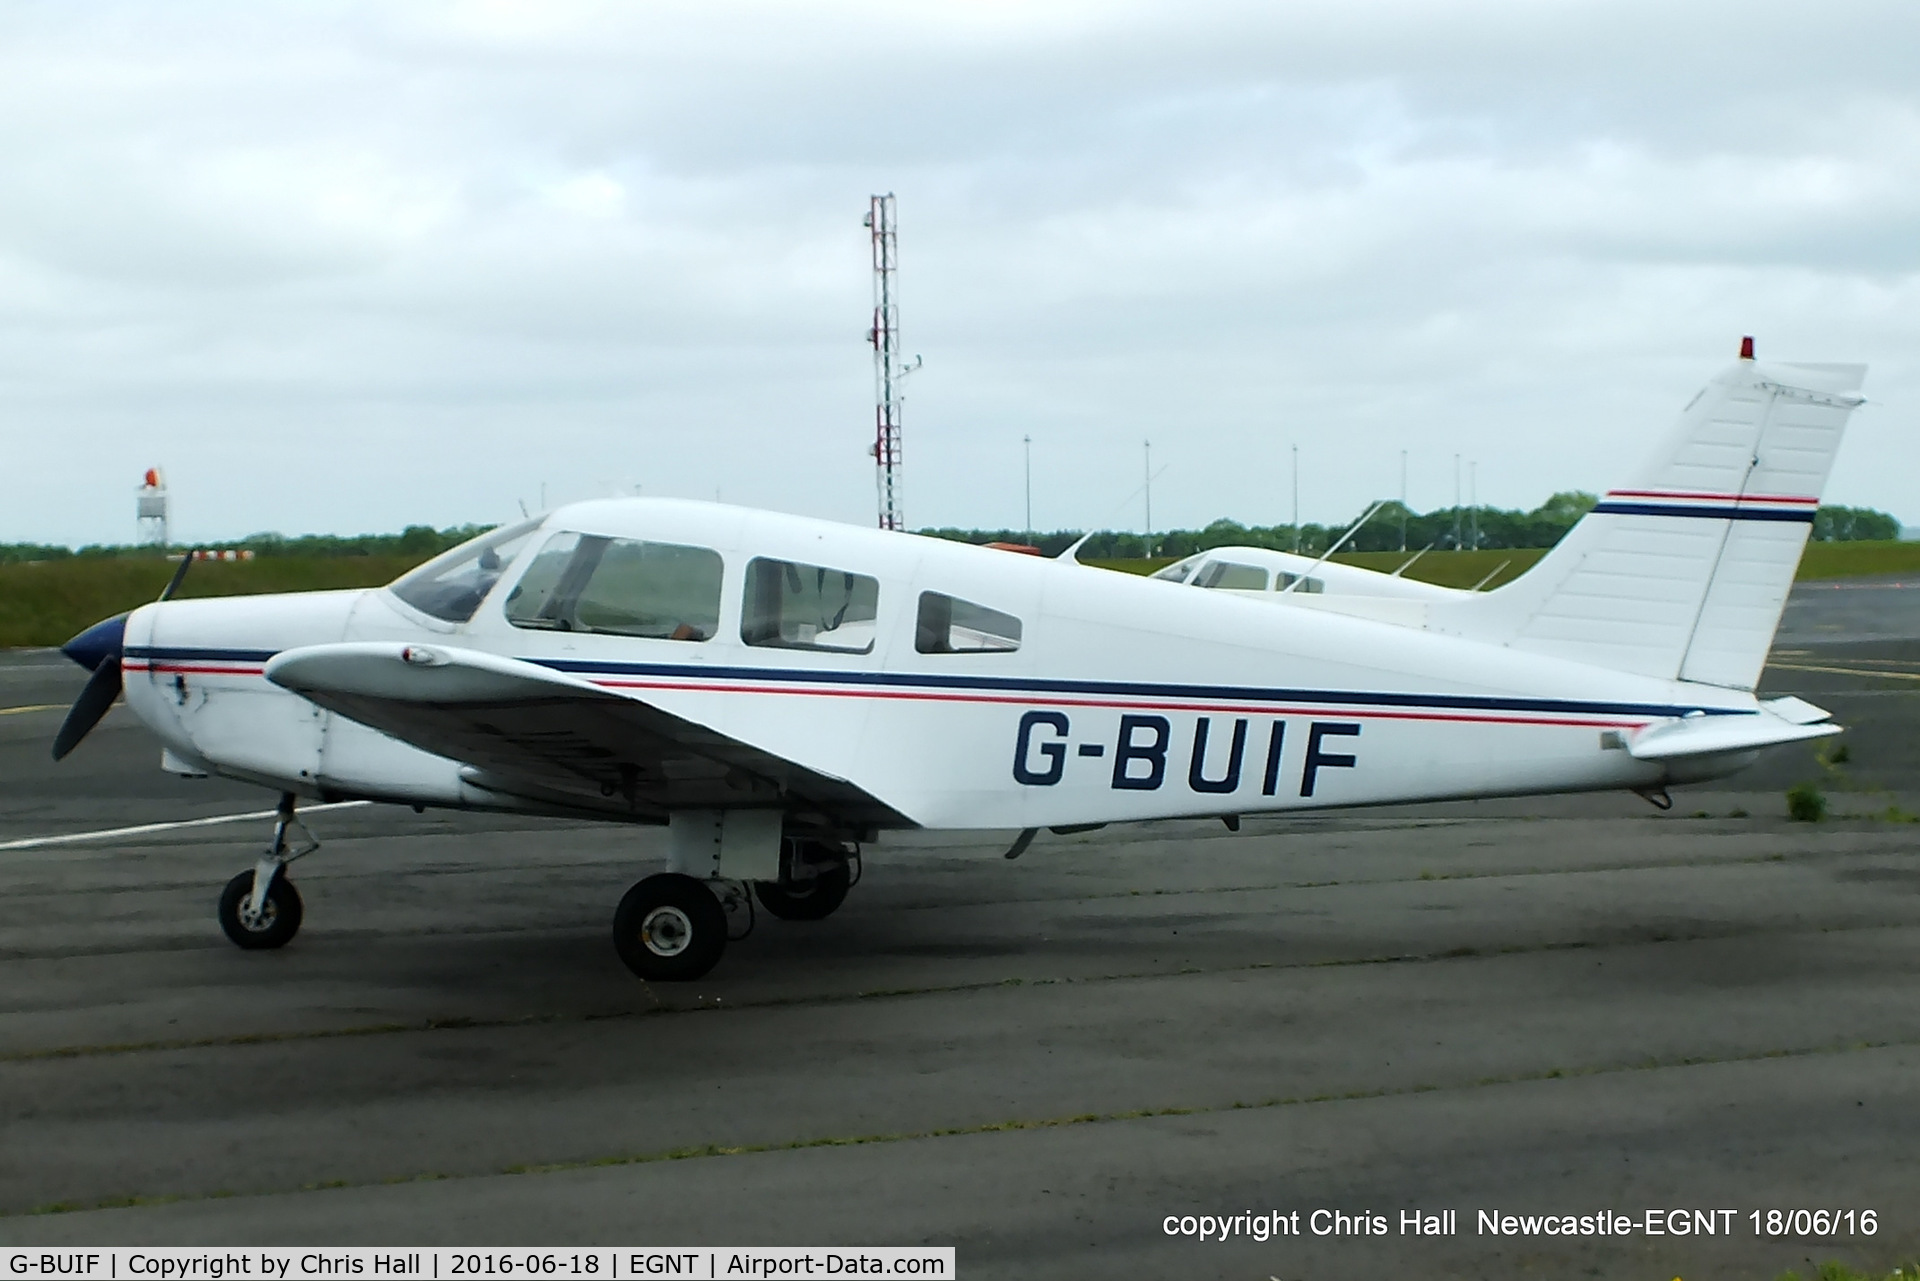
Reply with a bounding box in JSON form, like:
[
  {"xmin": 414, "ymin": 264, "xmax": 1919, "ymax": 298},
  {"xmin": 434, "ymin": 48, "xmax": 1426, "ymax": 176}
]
[{"xmin": 265, "ymin": 642, "xmax": 910, "ymax": 828}]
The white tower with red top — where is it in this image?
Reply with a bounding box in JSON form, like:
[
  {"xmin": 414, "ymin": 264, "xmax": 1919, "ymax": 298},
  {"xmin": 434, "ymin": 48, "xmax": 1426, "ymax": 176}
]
[{"xmin": 136, "ymin": 468, "xmax": 169, "ymax": 547}]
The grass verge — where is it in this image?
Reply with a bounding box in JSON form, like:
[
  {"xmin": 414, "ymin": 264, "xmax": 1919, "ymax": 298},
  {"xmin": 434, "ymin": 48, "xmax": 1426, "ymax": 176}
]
[{"xmin": 6, "ymin": 540, "xmax": 1917, "ymax": 649}]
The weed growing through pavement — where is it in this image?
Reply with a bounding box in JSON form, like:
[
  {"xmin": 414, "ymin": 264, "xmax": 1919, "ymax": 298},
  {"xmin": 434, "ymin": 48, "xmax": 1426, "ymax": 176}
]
[{"xmin": 1786, "ymin": 781, "xmax": 1828, "ymax": 823}]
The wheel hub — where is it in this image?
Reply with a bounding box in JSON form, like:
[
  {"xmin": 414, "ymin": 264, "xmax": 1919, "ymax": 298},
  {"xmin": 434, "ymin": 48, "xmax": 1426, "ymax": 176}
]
[{"xmin": 639, "ymin": 905, "xmax": 695, "ymax": 957}]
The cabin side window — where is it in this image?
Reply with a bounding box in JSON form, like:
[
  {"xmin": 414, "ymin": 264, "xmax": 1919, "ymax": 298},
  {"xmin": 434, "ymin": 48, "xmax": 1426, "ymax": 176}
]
[
  {"xmin": 741, "ymin": 558, "xmax": 879, "ymax": 653},
  {"xmin": 1275, "ymin": 572, "xmax": 1325, "ymax": 594},
  {"xmin": 504, "ymin": 533, "xmax": 723, "ymax": 640},
  {"xmin": 1193, "ymin": 560, "xmax": 1269, "ymax": 590},
  {"xmin": 915, "ymin": 592, "xmax": 1021, "ymax": 654}
]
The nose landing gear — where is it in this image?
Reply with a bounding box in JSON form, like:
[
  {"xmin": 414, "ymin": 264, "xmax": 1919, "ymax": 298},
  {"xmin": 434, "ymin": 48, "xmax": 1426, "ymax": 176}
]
[{"xmin": 216, "ymin": 793, "xmax": 317, "ymax": 950}]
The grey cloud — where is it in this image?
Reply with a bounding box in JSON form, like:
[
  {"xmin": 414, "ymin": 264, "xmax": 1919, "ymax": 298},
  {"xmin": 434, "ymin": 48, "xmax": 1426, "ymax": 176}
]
[{"xmin": 2, "ymin": 0, "xmax": 1916, "ymax": 548}]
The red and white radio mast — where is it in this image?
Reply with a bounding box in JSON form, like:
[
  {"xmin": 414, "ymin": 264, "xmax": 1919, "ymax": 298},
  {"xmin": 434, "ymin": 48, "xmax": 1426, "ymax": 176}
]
[{"xmin": 866, "ymin": 193, "xmax": 919, "ymax": 531}]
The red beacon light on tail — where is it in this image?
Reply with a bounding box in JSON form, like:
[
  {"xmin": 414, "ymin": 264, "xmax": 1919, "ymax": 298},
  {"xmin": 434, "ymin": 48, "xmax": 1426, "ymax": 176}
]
[{"xmin": 1739, "ymin": 336, "xmax": 1755, "ymax": 360}]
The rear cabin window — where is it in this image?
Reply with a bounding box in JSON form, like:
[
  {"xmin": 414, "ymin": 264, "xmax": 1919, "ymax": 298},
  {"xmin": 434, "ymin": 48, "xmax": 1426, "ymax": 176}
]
[
  {"xmin": 504, "ymin": 533, "xmax": 723, "ymax": 640},
  {"xmin": 741, "ymin": 558, "xmax": 879, "ymax": 653},
  {"xmin": 1193, "ymin": 561, "xmax": 1269, "ymax": 590},
  {"xmin": 1275, "ymin": 572, "xmax": 1325, "ymax": 594},
  {"xmin": 916, "ymin": 593, "xmax": 1021, "ymax": 654}
]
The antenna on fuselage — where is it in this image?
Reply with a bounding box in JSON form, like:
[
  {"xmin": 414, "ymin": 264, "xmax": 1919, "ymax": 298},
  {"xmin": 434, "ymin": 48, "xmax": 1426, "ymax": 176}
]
[
  {"xmin": 1278, "ymin": 499, "xmax": 1387, "ymax": 593},
  {"xmin": 1470, "ymin": 559, "xmax": 1511, "ymax": 591},
  {"xmin": 1390, "ymin": 540, "xmax": 1437, "ymax": 577},
  {"xmin": 1056, "ymin": 464, "xmax": 1172, "ymax": 562}
]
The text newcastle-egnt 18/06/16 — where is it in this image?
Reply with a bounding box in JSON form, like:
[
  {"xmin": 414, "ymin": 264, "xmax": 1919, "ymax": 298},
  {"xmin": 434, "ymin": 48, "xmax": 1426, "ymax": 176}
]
[{"xmin": 1160, "ymin": 1207, "xmax": 1881, "ymax": 1242}]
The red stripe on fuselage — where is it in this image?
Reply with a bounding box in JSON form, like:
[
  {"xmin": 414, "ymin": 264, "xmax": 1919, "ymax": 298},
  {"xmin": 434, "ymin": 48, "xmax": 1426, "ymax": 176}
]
[
  {"xmin": 587, "ymin": 677, "xmax": 1652, "ymax": 729},
  {"xmin": 1604, "ymin": 488, "xmax": 1817, "ymax": 505},
  {"xmin": 122, "ymin": 661, "xmax": 1659, "ymax": 729}
]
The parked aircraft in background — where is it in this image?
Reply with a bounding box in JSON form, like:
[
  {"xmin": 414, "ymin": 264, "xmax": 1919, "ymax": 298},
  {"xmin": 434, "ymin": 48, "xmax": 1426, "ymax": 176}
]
[
  {"xmin": 1147, "ymin": 544, "xmax": 1469, "ymax": 627},
  {"xmin": 52, "ymin": 342, "xmax": 1864, "ymax": 981}
]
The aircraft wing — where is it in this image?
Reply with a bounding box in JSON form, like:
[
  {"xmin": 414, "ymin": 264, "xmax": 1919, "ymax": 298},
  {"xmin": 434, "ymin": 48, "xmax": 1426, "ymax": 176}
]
[{"xmin": 264, "ymin": 642, "xmax": 911, "ymax": 829}]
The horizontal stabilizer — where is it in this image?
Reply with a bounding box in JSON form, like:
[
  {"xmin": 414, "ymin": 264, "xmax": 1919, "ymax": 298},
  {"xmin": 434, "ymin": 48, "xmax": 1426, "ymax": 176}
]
[{"xmin": 1627, "ymin": 702, "xmax": 1838, "ymax": 762}]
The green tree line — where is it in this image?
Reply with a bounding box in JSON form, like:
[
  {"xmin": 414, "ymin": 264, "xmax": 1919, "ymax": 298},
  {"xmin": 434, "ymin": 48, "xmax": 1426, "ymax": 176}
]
[
  {"xmin": 919, "ymin": 497, "xmax": 1903, "ymax": 558},
  {"xmin": 0, "ymin": 524, "xmax": 494, "ymax": 566},
  {"xmin": 0, "ymin": 501, "xmax": 1901, "ymax": 567}
]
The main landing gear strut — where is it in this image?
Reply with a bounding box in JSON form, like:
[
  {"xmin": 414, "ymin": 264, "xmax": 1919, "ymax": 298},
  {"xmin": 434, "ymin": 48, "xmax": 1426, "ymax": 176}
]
[
  {"xmin": 216, "ymin": 792, "xmax": 316, "ymax": 950},
  {"xmin": 612, "ymin": 837, "xmax": 859, "ymax": 982}
]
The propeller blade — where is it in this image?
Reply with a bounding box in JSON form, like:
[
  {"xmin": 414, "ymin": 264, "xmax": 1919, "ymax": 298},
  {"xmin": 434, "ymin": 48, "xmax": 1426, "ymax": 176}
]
[
  {"xmin": 158, "ymin": 553, "xmax": 193, "ymax": 602},
  {"xmin": 52, "ymin": 656, "xmax": 122, "ymax": 761}
]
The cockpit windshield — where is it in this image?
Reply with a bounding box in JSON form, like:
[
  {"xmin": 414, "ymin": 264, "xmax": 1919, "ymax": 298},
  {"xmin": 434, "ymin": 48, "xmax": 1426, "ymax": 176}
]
[
  {"xmin": 1151, "ymin": 559, "xmax": 1198, "ymax": 583},
  {"xmin": 388, "ymin": 519, "xmax": 543, "ymax": 623}
]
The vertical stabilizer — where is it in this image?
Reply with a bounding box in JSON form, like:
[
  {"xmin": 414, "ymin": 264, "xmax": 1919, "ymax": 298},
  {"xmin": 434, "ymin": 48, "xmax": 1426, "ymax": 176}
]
[{"xmin": 1433, "ymin": 350, "xmax": 1866, "ymax": 690}]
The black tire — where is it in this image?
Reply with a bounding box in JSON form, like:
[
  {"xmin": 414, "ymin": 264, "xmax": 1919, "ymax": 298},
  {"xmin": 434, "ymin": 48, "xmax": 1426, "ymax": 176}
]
[
  {"xmin": 754, "ymin": 860, "xmax": 852, "ymax": 922},
  {"xmin": 613, "ymin": 873, "xmax": 727, "ymax": 981},
  {"xmin": 217, "ymin": 870, "xmax": 303, "ymax": 950}
]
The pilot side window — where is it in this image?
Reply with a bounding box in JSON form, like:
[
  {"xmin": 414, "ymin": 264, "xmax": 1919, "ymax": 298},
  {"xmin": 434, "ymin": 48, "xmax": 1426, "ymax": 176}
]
[
  {"xmin": 504, "ymin": 533, "xmax": 723, "ymax": 640},
  {"xmin": 741, "ymin": 558, "xmax": 879, "ymax": 654},
  {"xmin": 916, "ymin": 593, "xmax": 1021, "ymax": 654}
]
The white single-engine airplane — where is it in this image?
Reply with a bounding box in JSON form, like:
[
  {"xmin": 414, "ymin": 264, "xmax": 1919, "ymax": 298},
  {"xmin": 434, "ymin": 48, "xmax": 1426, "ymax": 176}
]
[{"xmin": 52, "ymin": 342, "xmax": 1864, "ymax": 981}]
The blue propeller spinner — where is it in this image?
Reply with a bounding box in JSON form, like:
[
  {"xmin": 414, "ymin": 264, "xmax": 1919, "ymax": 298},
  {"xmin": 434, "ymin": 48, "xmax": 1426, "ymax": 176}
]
[{"xmin": 51, "ymin": 553, "xmax": 192, "ymax": 760}]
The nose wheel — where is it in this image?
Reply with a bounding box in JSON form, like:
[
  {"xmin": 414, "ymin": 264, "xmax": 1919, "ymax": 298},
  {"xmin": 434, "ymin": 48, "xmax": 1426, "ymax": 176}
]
[
  {"xmin": 613, "ymin": 873, "xmax": 728, "ymax": 981},
  {"xmin": 218, "ymin": 869, "xmax": 303, "ymax": 949},
  {"xmin": 216, "ymin": 793, "xmax": 317, "ymax": 952}
]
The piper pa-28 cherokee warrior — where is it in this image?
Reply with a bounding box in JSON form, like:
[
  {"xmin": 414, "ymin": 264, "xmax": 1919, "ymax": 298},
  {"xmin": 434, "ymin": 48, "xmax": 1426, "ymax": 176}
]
[{"xmin": 51, "ymin": 340, "xmax": 1865, "ymax": 981}]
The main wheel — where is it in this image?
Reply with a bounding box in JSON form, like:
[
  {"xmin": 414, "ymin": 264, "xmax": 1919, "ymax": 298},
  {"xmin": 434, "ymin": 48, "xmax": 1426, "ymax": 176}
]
[
  {"xmin": 218, "ymin": 870, "xmax": 303, "ymax": 950},
  {"xmin": 754, "ymin": 859, "xmax": 851, "ymax": 922},
  {"xmin": 613, "ymin": 873, "xmax": 727, "ymax": 981}
]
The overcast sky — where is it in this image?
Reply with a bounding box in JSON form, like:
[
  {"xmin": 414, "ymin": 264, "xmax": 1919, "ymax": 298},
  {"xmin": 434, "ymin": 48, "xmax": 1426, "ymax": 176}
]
[{"xmin": 3, "ymin": 0, "xmax": 1916, "ymax": 547}]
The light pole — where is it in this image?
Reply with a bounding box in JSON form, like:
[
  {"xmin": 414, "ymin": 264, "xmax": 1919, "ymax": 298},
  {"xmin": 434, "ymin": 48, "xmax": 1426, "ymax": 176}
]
[
  {"xmin": 1399, "ymin": 449, "xmax": 1408, "ymax": 553},
  {"xmin": 1143, "ymin": 439, "xmax": 1153, "ymax": 558},
  {"xmin": 1291, "ymin": 444, "xmax": 1300, "ymax": 553},
  {"xmin": 1469, "ymin": 460, "xmax": 1479, "ymax": 550},
  {"xmin": 1452, "ymin": 454, "xmax": 1462, "ymax": 550},
  {"xmin": 1023, "ymin": 434, "xmax": 1032, "ymax": 542}
]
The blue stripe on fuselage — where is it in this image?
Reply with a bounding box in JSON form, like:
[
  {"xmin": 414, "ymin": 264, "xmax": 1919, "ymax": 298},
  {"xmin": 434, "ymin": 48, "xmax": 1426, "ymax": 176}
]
[
  {"xmin": 1591, "ymin": 502, "xmax": 1814, "ymax": 523},
  {"xmin": 124, "ymin": 645, "xmax": 1753, "ymax": 720}
]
